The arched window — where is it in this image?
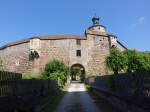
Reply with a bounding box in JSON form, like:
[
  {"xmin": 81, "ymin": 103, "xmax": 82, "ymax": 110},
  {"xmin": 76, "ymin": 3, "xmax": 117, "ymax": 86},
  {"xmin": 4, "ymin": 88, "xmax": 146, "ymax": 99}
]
[{"xmin": 111, "ymin": 45, "xmax": 116, "ymax": 48}]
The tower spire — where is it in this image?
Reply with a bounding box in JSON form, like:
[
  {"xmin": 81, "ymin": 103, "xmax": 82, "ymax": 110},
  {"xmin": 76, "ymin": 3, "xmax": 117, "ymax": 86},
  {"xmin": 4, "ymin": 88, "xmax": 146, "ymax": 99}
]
[
  {"xmin": 87, "ymin": 16, "xmax": 106, "ymax": 32},
  {"xmin": 92, "ymin": 16, "xmax": 100, "ymax": 25}
]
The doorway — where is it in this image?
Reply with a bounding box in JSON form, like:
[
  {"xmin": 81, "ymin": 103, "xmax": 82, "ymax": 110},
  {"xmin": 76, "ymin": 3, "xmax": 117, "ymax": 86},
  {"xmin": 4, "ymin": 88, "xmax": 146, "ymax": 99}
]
[{"xmin": 71, "ymin": 64, "xmax": 85, "ymax": 82}]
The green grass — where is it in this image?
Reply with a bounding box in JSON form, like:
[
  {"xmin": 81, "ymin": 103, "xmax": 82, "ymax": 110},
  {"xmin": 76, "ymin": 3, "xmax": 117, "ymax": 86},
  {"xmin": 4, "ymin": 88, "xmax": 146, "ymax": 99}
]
[{"xmin": 22, "ymin": 72, "xmax": 45, "ymax": 79}]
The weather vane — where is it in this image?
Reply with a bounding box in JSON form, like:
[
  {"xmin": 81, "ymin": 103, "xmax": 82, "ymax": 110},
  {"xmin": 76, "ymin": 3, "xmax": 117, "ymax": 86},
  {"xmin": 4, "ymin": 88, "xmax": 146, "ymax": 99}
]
[{"xmin": 93, "ymin": 9, "xmax": 97, "ymax": 17}]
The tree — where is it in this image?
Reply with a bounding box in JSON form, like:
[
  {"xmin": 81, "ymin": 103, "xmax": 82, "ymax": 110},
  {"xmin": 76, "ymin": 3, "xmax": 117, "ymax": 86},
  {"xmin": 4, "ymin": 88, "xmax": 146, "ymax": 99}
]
[
  {"xmin": 123, "ymin": 50, "xmax": 150, "ymax": 72},
  {"xmin": 106, "ymin": 48, "xmax": 150, "ymax": 75},
  {"xmin": 71, "ymin": 68, "xmax": 81, "ymax": 76},
  {"xmin": 44, "ymin": 59, "xmax": 69, "ymax": 87},
  {"xmin": 142, "ymin": 52, "xmax": 150, "ymax": 70},
  {"xmin": 105, "ymin": 48, "xmax": 127, "ymax": 74}
]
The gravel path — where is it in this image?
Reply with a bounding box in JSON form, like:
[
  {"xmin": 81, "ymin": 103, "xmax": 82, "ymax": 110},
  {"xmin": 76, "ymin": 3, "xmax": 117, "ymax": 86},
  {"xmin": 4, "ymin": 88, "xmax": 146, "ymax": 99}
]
[{"xmin": 55, "ymin": 82, "xmax": 102, "ymax": 112}]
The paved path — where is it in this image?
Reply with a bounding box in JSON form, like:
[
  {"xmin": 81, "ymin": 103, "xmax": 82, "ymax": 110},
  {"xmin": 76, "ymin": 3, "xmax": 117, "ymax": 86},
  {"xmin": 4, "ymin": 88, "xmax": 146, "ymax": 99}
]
[{"xmin": 55, "ymin": 82, "xmax": 102, "ymax": 112}]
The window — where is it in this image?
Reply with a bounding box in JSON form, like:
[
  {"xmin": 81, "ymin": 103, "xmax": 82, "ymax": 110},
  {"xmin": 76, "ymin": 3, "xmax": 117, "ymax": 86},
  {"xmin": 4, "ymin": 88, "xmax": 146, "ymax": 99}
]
[
  {"xmin": 76, "ymin": 50, "xmax": 81, "ymax": 57},
  {"xmin": 111, "ymin": 45, "xmax": 116, "ymax": 48},
  {"xmin": 76, "ymin": 39, "xmax": 81, "ymax": 45}
]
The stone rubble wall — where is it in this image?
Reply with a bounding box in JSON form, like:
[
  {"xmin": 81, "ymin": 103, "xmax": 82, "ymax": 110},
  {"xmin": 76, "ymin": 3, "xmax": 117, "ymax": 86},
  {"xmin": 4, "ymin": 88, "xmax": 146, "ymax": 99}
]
[
  {"xmin": 0, "ymin": 42, "xmax": 33, "ymax": 73},
  {"xmin": 0, "ymin": 34, "xmax": 126, "ymax": 76}
]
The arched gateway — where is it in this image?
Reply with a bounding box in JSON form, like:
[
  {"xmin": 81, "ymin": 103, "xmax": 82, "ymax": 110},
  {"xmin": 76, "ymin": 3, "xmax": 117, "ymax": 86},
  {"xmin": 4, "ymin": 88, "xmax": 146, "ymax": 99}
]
[{"xmin": 71, "ymin": 64, "xmax": 85, "ymax": 82}]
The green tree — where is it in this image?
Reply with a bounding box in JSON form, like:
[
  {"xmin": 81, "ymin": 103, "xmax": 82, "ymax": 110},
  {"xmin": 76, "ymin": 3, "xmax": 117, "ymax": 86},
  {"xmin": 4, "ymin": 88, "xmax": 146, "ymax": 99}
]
[
  {"xmin": 142, "ymin": 52, "xmax": 150, "ymax": 70},
  {"xmin": 123, "ymin": 50, "xmax": 150, "ymax": 72},
  {"xmin": 105, "ymin": 48, "xmax": 127, "ymax": 74},
  {"xmin": 71, "ymin": 68, "xmax": 81, "ymax": 76},
  {"xmin": 44, "ymin": 59, "xmax": 69, "ymax": 87}
]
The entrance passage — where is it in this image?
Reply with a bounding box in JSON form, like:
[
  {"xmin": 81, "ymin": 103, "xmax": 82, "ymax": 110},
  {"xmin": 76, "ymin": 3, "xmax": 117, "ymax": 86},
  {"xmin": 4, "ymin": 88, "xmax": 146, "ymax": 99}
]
[
  {"xmin": 55, "ymin": 82, "xmax": 101, "ymax": 112},
  {"xmin": 71, "ymin": 64, "xmax": 85, "ymax": 82}
]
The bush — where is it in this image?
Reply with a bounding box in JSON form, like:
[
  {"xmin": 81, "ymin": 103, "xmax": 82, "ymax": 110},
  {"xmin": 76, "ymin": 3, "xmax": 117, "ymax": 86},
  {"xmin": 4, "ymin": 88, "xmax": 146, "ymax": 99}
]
[
  {"xmin": 86, "ymin": 85, "xmax": 93, "ymax": 92},
  {"xmin": 43, "ymin": 59, "xmax": 69, "ymax": 87},
  {"xmin": 48, "ymin": 71, "xmax": 67, "ymax": 88}
]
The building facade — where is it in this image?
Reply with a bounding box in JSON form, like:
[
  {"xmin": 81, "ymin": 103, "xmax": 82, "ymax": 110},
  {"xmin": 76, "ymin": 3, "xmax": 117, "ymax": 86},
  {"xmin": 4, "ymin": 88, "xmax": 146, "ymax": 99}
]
[{"xmin": 0, "ymin": 17, "xmax": 126, "ymax": 77}]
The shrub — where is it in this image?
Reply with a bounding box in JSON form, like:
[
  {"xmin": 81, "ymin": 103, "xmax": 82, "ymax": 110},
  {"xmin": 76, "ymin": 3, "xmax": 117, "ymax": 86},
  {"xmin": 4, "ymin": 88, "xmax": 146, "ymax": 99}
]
[
  {"xmin": 86, "ymin": 85, "xmax": 93, "ymax": 92},
  {"xmin": 44, "ymin": 59, "xmax": 69, "ymax": 87},
  {"xmin": 48, "ymin": 72, "xmax": 67, "ymax": 87}
]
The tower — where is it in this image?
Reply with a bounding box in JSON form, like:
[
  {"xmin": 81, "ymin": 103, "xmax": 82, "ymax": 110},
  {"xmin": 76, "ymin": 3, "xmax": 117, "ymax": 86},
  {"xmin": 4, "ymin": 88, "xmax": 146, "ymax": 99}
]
[
  {"xmin": 85, "ymin": 16, "xmax": 110, "ymax": 75},
  {"xmin": 88, "ymin": 16, "xmax": 106, "ymax": 32}
]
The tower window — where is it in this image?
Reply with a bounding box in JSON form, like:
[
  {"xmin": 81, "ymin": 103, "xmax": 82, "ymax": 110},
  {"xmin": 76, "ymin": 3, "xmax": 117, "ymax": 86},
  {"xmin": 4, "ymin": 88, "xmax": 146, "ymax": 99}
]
[
  {"xmin": 111, "ymin": 45, "xmax": 116, "ymax": 48},
  {"xmin": 76, "ymin": 39, "xmax": 81, "ymax": 45},
  {"xmin": 76, "ymin": 50, "xmax": 81, "ymax": 57}
]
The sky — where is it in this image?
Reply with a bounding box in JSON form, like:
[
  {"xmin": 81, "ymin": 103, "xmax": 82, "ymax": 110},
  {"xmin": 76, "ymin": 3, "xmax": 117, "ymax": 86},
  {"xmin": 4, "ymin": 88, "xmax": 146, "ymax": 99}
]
[{"xmin": 0, "ymin": 0, "xmax": 149, "ymax": 51}]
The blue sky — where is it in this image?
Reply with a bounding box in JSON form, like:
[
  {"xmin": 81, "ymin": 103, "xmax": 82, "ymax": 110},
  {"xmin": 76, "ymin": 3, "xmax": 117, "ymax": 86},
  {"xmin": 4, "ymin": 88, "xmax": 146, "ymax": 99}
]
[{"xmin": 0, "ymin": 0, "xmax": 149, "ymax": 51}]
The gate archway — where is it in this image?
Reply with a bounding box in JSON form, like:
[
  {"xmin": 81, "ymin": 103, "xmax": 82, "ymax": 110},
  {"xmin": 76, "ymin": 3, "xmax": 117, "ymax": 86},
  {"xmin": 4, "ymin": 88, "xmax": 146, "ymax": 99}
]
[{"xmin": 71, "ymin": 64, "xmax": 85, "ymax": 82}]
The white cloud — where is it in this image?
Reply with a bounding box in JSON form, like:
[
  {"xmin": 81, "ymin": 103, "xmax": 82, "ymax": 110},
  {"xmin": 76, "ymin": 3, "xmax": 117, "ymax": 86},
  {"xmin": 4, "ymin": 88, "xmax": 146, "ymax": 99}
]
[
  {"xmin": 137, "ymin": 16, "xmax": 146, "ymax": 23},
  {"xmin": 131, "ymin": 16, "xmax": 146, "ymax": 28}
]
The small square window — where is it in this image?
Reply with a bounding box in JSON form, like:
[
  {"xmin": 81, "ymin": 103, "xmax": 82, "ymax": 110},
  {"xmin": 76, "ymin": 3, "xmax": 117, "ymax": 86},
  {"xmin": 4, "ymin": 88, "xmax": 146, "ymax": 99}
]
[
  {"xmin": 76, "ymin": 39, "xmax": 81, "ymax": 45},
  {"xmin": 76, "ymin": 50, "xmax": 81, "ymax": 57}
]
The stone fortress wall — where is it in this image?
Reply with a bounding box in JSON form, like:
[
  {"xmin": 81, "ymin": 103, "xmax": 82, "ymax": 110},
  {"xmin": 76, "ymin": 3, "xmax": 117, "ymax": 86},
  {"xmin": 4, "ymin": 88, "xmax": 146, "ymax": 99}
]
[{"xmin": 0, "ymin": 17, "xmax": 126, "ymax": 76}]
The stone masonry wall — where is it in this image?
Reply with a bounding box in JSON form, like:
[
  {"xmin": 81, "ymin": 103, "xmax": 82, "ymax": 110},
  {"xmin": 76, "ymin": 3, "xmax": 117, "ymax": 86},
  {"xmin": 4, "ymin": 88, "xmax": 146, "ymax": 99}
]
[
  {"xmin": 0, "ymin": 35, "xmax": 125, "ymax": 76},
  {"xmin": 0, "ymin": 42, "xmax": 33, "ymax": 73},
  {"xmin": 38, "ymin": 39, "xmax": 70, "ymax": 72},
  {"xmin": 86, "ymin": 34, "xmax": 110, "ymax": 76},
  {"xmin": 69, "ymin": 39, "xmax": 88, "ymax": 71},
  {"xmin": 38, "ymin": 39, "xmax": 88, "ymax": 73}
]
